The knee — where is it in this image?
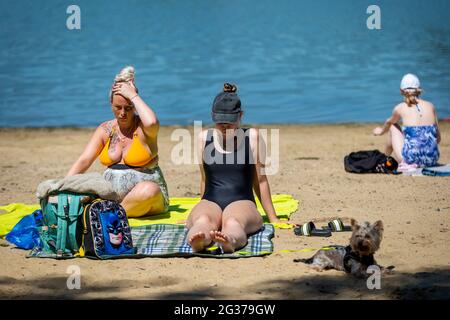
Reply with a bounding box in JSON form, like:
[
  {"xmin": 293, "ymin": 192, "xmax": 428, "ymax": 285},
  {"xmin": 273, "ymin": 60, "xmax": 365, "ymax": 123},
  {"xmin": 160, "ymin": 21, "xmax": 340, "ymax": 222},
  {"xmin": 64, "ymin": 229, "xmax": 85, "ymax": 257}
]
[
  {"xmin": 194, "ymin": 214, "xmax": 215, "ymax": 226},
  {"xmin": 387, "ymin": 126, "xmax": 396, "ymax": 139},
  {"xmin": 389, "ymin": 126, "xmax": 396, "ymax": 134},
  {"xmin": 133, "ymin": 182, "xmax": 161, "ymax": 201},
  {"xmin": 390, "ymin": 124, "xmax": 402, "ymax": 135}
]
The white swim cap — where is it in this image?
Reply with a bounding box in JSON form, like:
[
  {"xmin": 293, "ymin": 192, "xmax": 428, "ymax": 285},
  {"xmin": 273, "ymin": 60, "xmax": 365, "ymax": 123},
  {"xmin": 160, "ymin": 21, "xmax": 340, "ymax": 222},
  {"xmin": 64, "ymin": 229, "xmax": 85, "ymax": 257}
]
[{"xmin": 400, "ymin": 73, "xmax": 421, "ymax": 92}]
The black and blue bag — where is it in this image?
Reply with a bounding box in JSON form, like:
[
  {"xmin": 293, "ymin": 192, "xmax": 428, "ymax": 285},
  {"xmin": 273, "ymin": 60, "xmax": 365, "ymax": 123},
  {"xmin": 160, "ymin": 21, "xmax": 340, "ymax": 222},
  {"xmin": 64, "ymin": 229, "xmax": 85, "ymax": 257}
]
[{"xmin": 80, "ymin": 199, "xmax": 136, "ymax": 259}]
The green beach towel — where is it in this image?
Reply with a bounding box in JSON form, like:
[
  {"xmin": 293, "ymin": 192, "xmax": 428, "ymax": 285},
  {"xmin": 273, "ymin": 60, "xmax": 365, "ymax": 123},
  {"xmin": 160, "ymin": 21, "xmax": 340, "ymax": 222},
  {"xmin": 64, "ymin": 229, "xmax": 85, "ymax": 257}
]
[
  {"xmin": 0, "ymin": 194, "xmax": 298, "ymax": 238},
  {"xmin": 132, "ymin": 223, "xmax": 274, "ymax": 258}
]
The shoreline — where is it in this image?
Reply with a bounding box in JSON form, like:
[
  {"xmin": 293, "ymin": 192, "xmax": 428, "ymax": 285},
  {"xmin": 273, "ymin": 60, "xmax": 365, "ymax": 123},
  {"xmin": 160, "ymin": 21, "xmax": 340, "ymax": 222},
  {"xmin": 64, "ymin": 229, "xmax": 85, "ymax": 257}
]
[{"xmin": 1, "ymin": 119, "xmax": 450, "ymax": 130}]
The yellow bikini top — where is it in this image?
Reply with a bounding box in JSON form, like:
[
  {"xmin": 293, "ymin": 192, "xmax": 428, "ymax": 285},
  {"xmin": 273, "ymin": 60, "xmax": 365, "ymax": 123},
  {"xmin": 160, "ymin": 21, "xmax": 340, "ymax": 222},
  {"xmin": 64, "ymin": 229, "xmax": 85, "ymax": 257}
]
[{"xmin": 99, "ymin": 125, "xmax": 156, "ymax": 167}]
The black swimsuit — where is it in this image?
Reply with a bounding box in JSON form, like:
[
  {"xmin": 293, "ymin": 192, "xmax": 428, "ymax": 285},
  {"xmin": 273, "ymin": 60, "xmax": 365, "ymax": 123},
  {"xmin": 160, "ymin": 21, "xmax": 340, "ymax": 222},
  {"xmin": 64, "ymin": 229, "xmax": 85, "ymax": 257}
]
[{"xmin": 202, "ymin": 128, "xmax": 256, "ymax": 210}]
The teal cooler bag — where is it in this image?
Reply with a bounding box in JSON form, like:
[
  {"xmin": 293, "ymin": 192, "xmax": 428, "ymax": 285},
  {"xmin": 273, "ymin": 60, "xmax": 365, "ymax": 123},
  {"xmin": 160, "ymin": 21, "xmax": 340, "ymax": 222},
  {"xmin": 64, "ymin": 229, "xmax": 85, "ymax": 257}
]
[{"xmin": 38, "ymin": 192, "xmax": 94, "ymax": 258}]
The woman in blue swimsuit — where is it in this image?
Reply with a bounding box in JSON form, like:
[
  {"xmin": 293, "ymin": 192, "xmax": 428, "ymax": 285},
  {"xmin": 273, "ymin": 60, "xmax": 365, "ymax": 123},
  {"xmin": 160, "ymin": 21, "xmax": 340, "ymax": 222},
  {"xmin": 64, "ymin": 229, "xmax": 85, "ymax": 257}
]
[
  {"xmin": 186, "ymin": 83, "xmax": 281, "ymax": 253},
  {"xmin": 373, "ymin": 74, "xmax": 441, "ymax": 167}
]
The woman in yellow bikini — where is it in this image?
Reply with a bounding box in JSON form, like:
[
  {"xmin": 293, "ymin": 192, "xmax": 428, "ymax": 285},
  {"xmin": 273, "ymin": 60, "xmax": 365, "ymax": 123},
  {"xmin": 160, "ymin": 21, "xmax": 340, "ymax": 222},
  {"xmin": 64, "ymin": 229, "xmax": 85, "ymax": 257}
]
[{"xmin": 66, "ymin": 66, "xmax": 169, "ymax": 217}]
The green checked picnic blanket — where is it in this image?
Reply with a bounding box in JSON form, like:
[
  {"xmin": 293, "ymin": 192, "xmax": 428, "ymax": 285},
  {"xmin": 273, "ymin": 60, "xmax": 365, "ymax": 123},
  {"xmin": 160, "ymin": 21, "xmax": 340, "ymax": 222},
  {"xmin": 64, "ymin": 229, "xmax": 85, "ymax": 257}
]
[{"xmin": 131, "ymin": 223, "xmax": 275, "ymax": 258}]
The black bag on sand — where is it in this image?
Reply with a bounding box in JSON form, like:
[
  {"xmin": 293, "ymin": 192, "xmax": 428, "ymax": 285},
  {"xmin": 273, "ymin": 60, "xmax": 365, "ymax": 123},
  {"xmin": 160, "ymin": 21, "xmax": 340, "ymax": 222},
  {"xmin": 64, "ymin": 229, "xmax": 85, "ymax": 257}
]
[
  {"xmin": 79, "ymin": 199, "xmax": 136, "ymax": 259},
  {"xmin": 344, "ymin": 150, "xmax": 398, "ymax": 174}
]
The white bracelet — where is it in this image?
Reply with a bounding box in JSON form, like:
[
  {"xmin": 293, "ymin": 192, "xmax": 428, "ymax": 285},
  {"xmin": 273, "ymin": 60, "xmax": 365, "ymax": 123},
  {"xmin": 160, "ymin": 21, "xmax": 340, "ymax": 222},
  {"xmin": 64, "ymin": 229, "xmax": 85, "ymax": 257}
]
[{"xmin": 130, "ymin": 94, "xmax": 139, "ymax": 101}]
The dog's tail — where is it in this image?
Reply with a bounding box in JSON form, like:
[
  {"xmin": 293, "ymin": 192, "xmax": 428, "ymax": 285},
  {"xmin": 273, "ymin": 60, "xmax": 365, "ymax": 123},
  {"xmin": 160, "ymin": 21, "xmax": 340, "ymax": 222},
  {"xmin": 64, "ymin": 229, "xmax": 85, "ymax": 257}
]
[{"xmin": 293, "ymin": 257, "xmax": 314, "ymax": 264}]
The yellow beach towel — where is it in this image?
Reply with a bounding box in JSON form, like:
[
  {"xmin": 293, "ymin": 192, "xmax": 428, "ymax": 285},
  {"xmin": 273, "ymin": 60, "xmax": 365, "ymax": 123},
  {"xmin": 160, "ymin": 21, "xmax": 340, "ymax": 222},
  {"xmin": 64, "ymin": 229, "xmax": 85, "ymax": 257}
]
[{"xmin": 0, "ymin": 194, "xmax": 299, "ymax": 238}]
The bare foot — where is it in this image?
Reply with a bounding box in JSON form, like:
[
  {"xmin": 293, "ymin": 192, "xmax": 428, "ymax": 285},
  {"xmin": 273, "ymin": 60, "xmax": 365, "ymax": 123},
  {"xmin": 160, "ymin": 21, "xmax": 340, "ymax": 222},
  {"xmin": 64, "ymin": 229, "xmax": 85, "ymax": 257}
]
[
  {"xmin": 210, "ymin": 230, "xmax": 236, "ymax": 253},
  {"xmin": 188, "ymin": 232, "xmax": 210, "ymax": 252}
]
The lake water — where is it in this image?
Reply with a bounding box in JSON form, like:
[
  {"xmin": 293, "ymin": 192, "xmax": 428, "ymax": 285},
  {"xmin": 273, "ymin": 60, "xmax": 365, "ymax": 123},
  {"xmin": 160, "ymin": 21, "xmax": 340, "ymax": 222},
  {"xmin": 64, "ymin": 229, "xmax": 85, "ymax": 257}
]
[{"xmin": 0, "ymin": 0, "xmax": 449, "ymax": 127}]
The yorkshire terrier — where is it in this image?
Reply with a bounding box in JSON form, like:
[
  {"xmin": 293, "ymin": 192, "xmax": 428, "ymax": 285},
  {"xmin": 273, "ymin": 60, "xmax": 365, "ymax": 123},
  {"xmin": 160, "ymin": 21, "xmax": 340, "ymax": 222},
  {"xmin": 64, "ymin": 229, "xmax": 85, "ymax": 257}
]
[{"xmin": 295, "ymin": 219, "xmax": 394, "ymax": 278}]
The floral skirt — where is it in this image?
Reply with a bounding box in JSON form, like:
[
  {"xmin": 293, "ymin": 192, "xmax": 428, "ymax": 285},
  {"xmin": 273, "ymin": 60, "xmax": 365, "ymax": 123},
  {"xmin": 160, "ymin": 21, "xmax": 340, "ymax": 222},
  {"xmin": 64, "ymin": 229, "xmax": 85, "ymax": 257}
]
[{"xmin": 103, "ymin": 164, "xmax": 169, "ymax": 212}]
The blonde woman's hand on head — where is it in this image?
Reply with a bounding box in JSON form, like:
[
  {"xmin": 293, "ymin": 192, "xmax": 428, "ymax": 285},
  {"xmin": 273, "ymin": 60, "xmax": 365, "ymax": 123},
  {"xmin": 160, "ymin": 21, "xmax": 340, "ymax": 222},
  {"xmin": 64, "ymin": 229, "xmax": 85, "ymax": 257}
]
[{"xmin": 112, "ymin": 81, "xmax": 138, "ymax": 101}]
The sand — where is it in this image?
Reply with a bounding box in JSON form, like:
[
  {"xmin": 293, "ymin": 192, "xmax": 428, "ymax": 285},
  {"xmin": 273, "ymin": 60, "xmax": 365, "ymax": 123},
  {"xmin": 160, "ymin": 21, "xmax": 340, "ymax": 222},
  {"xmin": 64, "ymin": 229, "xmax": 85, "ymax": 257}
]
[{"xmin": 0, "ymin": 123, "xmax": 449, "ymax": 300}]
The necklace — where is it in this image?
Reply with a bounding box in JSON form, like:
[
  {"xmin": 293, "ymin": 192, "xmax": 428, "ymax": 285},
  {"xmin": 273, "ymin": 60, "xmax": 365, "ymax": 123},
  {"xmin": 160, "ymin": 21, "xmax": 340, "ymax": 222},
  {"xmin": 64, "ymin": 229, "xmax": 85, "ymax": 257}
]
[{"xmin": 415, "ymin": 104, "xmax": 423, "ymax": 117}]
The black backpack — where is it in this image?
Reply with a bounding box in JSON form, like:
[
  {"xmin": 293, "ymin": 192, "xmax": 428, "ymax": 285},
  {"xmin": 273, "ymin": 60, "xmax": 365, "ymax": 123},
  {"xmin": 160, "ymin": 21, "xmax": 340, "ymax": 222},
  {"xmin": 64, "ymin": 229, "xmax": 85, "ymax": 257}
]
[
  {"xmin": 344, "ymin": 150, "xmax": 398, "ymax": 174},
  {"xmin": 79, "ymin": 199, "xmax": 136, "ymax": 259}
]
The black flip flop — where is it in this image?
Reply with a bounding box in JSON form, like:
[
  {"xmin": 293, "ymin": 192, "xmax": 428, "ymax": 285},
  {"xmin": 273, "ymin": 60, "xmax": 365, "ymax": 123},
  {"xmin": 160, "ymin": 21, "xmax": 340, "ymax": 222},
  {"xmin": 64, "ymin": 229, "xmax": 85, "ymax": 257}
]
[
  {"xmin": 322, "ymin": 218, "xmax": 352, "ymax": 232},
  {"xmin": 294, "ymin": 221, "xmax": 332, "ymax": 237}
]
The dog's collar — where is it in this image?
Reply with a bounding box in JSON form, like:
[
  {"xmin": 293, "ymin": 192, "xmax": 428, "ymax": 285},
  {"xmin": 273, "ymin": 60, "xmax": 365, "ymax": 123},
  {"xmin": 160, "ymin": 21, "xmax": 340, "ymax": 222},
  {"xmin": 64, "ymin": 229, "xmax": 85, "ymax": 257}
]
[{"xmin": 343, "ymin": 245, "xmax": 375, "ymax": 273}]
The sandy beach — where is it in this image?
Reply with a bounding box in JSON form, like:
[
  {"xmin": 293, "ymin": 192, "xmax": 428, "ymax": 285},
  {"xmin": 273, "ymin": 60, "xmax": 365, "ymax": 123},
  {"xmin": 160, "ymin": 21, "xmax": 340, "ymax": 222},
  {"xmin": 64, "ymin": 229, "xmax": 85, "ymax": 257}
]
[{"xmin": 0, "ymin": 123, "xmax": 449, "ymax": 300}]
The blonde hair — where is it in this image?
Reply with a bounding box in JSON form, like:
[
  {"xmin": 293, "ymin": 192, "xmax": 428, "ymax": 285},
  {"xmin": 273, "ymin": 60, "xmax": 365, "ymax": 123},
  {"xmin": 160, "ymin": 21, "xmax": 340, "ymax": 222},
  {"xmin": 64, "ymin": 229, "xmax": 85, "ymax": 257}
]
[
  {"xmin": 109, "ymin": 66, "xmax": 138, "ymax": 102},
  {"xmin": 401, "ymin": 88, "xmax": 422, "ymax": 106}
]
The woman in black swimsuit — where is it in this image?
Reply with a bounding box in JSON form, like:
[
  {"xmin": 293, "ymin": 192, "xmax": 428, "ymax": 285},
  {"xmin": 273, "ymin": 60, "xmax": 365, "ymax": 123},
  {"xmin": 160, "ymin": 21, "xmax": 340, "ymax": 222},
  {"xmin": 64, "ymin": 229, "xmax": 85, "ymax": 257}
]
[{"xmin": 186, "ymin": 83, "xmax": 280, "ymax": 253}]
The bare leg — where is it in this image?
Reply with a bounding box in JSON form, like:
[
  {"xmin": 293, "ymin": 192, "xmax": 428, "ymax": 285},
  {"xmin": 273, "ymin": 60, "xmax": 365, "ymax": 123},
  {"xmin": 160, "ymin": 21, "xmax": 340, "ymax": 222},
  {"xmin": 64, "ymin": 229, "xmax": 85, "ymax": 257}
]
[
  {"xmin": 385, "ymin": 124, "xmax": 404, "ymax": 162},
  {"xmin": 121, "ymin": 181, "xmax": 165, "ymax": 218},
  {"xmin": 385, "ymin": 127, "xmax": 393, "ymax": 156},
  {"xmin": 186, "ymin": 200, "xmax": 222, "ymax": 252},
  {"xmin": 211, "ymin": 200, "xmax": 263, "ymax": 253}
]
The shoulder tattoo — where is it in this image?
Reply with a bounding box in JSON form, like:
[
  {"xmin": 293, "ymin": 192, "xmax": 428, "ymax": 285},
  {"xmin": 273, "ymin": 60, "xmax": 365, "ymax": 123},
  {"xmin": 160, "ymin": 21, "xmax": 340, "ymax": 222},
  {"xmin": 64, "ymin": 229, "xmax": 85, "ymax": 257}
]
[{"xmin": 100, "ymin": 121, "xmax": 113, "ymax": 135}]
